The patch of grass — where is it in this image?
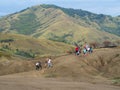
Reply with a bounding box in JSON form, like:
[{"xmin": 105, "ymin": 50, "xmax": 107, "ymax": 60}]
[
  {"xmin": 112, "ymin": 77, "xmax": 120, "ymax": 85},
  {"xmin": 48, "ymin": 33, "xmax": 72, "ymax": 44},
  {"xmin": 44, "ymin": 73, "xmax": 57, "ymax": 78},
  {"xmin": 10, "ymin": 13, "xmax": 40, "ymax": 35},
  {"xmin": 15, "ymin": 50, "xmax": 35, "ymax": 58},
  {"xmin": 0, "ymin": 51, "xmax": 11, "ymax": 58}
]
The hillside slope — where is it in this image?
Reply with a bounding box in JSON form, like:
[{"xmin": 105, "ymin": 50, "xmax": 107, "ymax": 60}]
[
  {"xmin": 0, "ymin": 48, "xmax": 120, "ymax": 82},
  {"xmin": 0, "ymin": 33, "xmax": 74, "ymax": 59},
  {"xmin": 0, "ymin": 5, "xmax": 120, "ymax": 45},
  {"xmin": 43, "ymin": 48, "xmax": 120, "ymax": 80},
  {"xmin": 0, "ymin": 48, "xmax": 120, "ymax": 90}
]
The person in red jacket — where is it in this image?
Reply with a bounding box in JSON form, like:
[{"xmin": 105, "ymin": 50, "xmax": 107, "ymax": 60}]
[{"xmin": 75, "ymin": 47, "xmax": 79, "ymax": 55}]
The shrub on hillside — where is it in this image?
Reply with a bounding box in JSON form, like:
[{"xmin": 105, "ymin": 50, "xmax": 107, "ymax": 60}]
[
  {"xmin": 15, "ymin": 49, "xmax": 35, "ymax": 58},
  {"xmin": 90, "ymin": 42, "xmax": 100, "ymax": 48}
]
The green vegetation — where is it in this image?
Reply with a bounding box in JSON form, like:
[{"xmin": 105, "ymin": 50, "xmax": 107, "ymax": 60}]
[
  {"xmin": 48, "ymin": 33, "xmax": 72, "ymax": 44},
  {"xmin": 0, "ymin": 4, "xmax": 120, "ymax": 45},
  {"xmin": 44, "ymin": 73, "xmax": 57, "ymax": 78},
  {"xmin": 0, "ymin": 51, "xmax": 11, "ymax": 58},
  {"xmin": 61, "ymin": 8, "xmax": 120, "ymax": 36},
  {"xmin": 40, "ymin": 4, "xmax": 60, "ymax": 9},
  {"xmin": 0, "ymin": 38, "xmax": 35, "ymax": 58},
  {"xmin": 0, "ymin": 38, "xmax": 14, "ymax": 43},
  {"xmin": 112, "ymin": 77, "xmax": 120, "ymax": 85},
  {"xmin": 10, "ymin": 13, "xmax": 40, "ymax": 35},
  {"xmin": 0, "ymin": 34, "xmax": 74, "ymax": 59},
  {"xmin": 40, "ymin": 4, "xmax": 120, "ymax": 36},
  {"xmin": 15, "ymin": 49, "xmax": 35, "ymax": 58}
]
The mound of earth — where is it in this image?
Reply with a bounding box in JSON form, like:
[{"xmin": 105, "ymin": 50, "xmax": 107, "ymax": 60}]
[
  {"xmin": 43, "ymin": 48, "xmax": 120, "ymax": 81},
  {"xmin": 0, "ymin": 48, "xmax": 120, "ymax": 90}
]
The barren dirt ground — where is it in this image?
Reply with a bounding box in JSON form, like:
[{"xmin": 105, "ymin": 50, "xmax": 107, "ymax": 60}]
[
  {"xmin": 0, "ymin": 76, "xmax": 120, "ymax": 90},
  {"xmin": 0, "ymin": 51, "xmax": 120, "ymax": 90}
]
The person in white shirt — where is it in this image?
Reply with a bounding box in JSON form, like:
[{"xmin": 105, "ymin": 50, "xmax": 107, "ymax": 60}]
[{"xmin": 47, "ymin": 58, "xmax": 52, "ymax": 68}]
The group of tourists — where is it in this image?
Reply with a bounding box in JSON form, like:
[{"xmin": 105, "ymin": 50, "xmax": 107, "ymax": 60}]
[
  {"xmin": 75, "ymin": 42, "xmax": 93, "ymax": 56},
  {"xmin": 35, "ymin": 42, "xmax": 93, "ymax": 70},
  {"xmin": 35, "ymin": 57, "xmax": 53, "ymax": 70}
]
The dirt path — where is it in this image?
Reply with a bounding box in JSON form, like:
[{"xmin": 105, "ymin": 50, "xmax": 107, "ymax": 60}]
[{"xmin": 0, "ymin": 76, "xmax": 120, "ymax": 90}]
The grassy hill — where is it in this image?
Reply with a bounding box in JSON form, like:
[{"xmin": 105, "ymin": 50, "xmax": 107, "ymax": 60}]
[
  {"xmin": 0, "ymin": 4, "xmax": 120, "ymax": 45},
  {"xmin": 41, "ymin": 4, "xmax": 120, "ymax": 36},
  {"xmin": 0, "ymin": 33, "xmax": 74, "ymax": 58}
]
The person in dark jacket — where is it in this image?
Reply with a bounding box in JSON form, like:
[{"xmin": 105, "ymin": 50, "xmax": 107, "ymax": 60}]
[{"xmin": 35, "ymin": 61, "xmax": 42, "ymax": 70}]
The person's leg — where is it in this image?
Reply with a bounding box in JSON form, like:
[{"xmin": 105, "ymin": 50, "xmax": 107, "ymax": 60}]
[
  {"xmin": 50, "ymin": 63, "xmax": 52, "ymax": 67},
  {"xmin": 36, "ymin": 65, "xmax": 38, "ymax": 70},
  {"xmin": 40, "ymin": 65, "xmax": 42, "ymax": 69},
  {"xmin": 48, "ymin": 63, "xmax": 50, "ymax": 68},
  {"xmin": 75, "ymin": 51, "xmax": 78, "ymax": 55}
]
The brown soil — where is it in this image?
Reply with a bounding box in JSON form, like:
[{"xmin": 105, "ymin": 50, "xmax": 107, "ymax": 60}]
[
  {"xmin": 0, "ymin": 48, "xmax": 120, "ymax": 90},
  {"xmin": 0, "ymin": 76, "xmax": 120, "ymax": 90}
]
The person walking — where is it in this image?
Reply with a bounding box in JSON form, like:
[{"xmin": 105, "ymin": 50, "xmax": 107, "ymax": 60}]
[
  {"xmin": 75, "ymin": 46, "xmax": 79, "ymax": 55},
  {"xmin": 35, "ymin": 61, "xmax": 42, "ymax": 70},
  {"xmin": 47, "ymin": 58, "xmax": 53, "ymax": 68}
]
